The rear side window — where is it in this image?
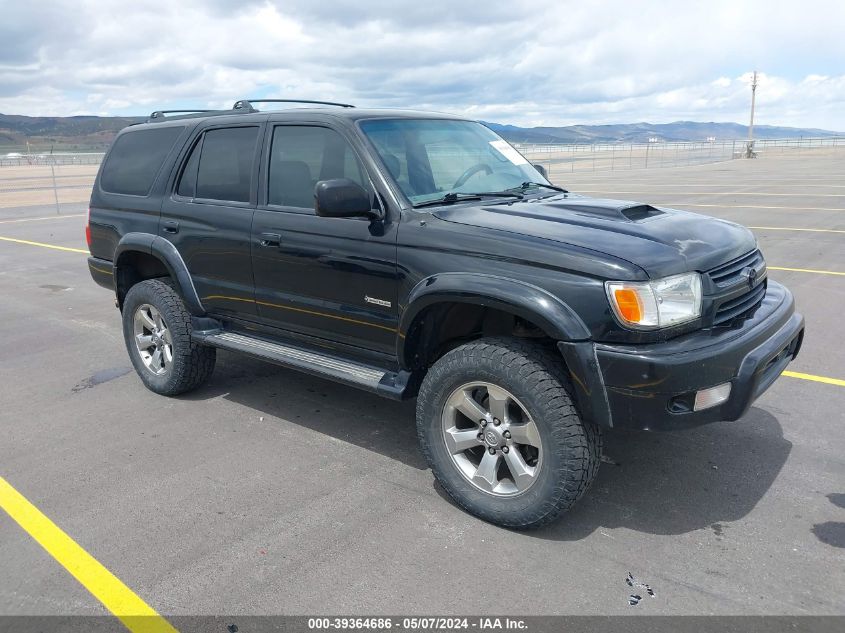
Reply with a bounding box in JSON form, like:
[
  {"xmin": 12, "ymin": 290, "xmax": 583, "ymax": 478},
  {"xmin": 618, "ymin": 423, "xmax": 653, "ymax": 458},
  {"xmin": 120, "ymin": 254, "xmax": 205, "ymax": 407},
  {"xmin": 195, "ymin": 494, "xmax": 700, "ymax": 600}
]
[
  {"xmin": 100, "ymin": 127, "xmax": 183, "ymax": 196},
  {"xmin": 178, "ymin": 127, "xmax": 258, "ymax": 203}
]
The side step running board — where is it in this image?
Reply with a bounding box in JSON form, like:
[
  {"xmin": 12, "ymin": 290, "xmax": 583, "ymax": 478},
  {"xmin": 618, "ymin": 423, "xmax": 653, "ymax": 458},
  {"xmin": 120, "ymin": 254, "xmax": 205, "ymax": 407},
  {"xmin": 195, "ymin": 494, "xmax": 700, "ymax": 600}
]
[{"xmin": 195, "ymin": 331, "xmax": 412, "ymax": 400}]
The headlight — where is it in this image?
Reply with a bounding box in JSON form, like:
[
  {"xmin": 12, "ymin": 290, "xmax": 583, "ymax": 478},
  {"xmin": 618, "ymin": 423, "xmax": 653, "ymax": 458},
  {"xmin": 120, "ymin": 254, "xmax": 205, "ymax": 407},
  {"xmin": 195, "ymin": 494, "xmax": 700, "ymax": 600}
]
[{"xmin": 605, "ymin": 273, "xmax": 702, "ymax": 330}]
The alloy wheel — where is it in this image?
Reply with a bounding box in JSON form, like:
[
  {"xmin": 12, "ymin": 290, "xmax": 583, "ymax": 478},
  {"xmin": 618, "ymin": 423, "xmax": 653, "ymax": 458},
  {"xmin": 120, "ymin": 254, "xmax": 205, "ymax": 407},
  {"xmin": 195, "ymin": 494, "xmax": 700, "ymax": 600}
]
[
  {"xmin": 133, "ymin": 304, "xmax": 173, "ymax": 376},
  {"xmin": 441, "ymin": 382, "xmax": 543, "ymax": 496}
]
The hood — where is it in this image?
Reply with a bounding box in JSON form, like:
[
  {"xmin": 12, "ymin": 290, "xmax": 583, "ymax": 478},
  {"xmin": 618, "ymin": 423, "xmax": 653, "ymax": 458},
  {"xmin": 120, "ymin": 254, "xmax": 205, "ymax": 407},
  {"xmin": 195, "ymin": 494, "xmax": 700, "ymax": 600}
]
[{"xmin": 433, "ymin": 195, "xmax": 757, "ymax": 279}]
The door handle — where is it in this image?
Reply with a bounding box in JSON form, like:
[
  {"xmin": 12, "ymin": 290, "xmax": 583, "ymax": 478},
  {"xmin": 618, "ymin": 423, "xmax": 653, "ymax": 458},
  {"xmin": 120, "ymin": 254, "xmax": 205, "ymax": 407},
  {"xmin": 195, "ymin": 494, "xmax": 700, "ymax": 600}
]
[
  {"xmin": 259, "ymin": 232, "xmax": 282, "ymax": 247},
  {"xmin": 162, "ymin": 220, "xmax": 180, "ymax": 234}
]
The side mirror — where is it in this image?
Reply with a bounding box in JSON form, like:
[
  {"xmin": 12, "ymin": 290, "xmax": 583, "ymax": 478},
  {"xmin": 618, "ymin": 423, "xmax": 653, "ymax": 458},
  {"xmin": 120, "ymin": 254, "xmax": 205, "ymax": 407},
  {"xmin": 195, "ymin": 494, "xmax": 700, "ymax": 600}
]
[
  {"xmin": 532, "ymin": 163, "xmax": 548, "ymax": 179},
  {"xmin": 315, "ymin": 179, "xmax": 378, "ymax": 219}
]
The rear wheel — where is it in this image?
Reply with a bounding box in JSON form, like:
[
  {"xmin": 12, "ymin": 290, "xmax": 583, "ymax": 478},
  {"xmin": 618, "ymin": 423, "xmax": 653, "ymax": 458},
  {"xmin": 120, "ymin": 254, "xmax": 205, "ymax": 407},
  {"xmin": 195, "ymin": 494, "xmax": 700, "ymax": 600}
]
[
  {"xmin": 122, "ymin": 279, "xmax": 216, "ymax": 396},
  {"xmin": 416, "ymin": 337, "xmax": 601, "ymax": 529}
]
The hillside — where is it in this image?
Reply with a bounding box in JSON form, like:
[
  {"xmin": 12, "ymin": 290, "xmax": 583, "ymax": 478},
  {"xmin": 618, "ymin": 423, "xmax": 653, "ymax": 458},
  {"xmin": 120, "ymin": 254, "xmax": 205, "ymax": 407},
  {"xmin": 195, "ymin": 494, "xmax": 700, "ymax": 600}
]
[
  {"xmin": 1, "ymin": 113, "xmax": 841, "ymax": 152},
  {"xmin": 484, "ymin": 120, "xmax": 842, "ymax": 144},
  {"xmin": 0, "ymin": 114, "xmax": 143, "ymax": 151}
]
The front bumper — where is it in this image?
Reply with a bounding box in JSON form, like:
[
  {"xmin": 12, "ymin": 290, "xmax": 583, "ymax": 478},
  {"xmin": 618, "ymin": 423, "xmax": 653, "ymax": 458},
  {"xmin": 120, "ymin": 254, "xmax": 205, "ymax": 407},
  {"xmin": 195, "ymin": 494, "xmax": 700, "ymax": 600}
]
[{"xmin": 559, "ymin": 281, "xmax": 804, "ymax": 431}]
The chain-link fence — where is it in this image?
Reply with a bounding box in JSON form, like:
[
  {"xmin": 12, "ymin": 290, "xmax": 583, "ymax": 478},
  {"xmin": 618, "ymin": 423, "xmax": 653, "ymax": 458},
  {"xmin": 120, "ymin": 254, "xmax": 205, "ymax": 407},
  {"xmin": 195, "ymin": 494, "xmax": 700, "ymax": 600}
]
[
  {"xmin": 746, "ymin": 136, "xmax": 845, "ymax": 155},
  {"xmin": 516, "ymin": 137, "xmax": 845, "ymax": 180},
  {"xmin": 1, "ymin": 139, "xmax": 844, "ymax": 215},
  {"xmin": 0, "ymin": 152, "xmax": 105, "ymax": 167},
  {"xmin": 0, "ymin": 153, "xmax": 103, "ymax": 215}
]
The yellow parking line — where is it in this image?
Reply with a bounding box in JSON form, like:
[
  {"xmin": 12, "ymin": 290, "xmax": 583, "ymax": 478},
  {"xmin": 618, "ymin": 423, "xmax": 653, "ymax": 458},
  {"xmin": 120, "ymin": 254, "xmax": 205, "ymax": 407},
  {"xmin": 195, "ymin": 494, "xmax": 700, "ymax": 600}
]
[
  {"xmin": 575, "ymin": 190, "xmax": 845, "ymax": 198},
  {"xmin": 565, "ymin": 182, "xmax": 845, "ymax": 188},
  {"xmin": 665, "ymin": 203, "xmax": 845, "ymax": 212},
  {"xmin": 769, "ymin": 266, "xmax": 845, "ymax": 276},
  {"xmin": 783, "ymin": 371, "xmax": 845, "ymax": 387},
  {"xmin": 0, "ymin": 236, "xmax": 88, "ymax": 254},
  {"xmin": 749, "ymin": 226, "xmax": 845, "ymax": 234},
  {"xmin": 0, "ymin": 214, "xmax": 86, "ymax": 224},
  {"xmin": 3, "ymin": 233, "xmax": 843, "ymax": 287},
  {"xmin": 0, "ymin": 476, "xmax": 177, "ymax": 633}
]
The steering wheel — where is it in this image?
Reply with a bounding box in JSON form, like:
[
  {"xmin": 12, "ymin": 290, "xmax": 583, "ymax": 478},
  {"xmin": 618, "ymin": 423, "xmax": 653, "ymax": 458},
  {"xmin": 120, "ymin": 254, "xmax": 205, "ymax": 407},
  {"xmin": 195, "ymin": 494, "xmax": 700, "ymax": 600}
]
[{"xmin": 452, "ymin": 163, "xmax": 493, "ymax": 189}]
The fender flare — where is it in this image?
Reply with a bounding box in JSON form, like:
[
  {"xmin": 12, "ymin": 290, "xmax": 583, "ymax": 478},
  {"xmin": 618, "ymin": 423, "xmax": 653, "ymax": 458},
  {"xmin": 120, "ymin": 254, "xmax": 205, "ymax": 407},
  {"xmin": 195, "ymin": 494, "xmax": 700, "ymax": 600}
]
[
  {"xmin": 398, "ymin": 272, "xmax": 591, "ymax": 367},
  {"xmin": 114, "ymin": 232, "xmax": 205, "ymax": 316},
  {"xmin": 399, "ymin": 272, "xmax": 612, "ymax": 427}
]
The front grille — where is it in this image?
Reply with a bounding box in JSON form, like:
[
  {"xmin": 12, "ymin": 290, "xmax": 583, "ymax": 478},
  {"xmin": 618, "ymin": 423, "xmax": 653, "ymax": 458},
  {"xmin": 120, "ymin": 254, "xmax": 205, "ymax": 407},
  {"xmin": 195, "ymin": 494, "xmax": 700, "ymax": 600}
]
[
  {"xmin": 708, "ymin": 249, "xmax": 765, "ymax": 288},
  {"xmin": 713, "ymin": 280, "xmax": 767, "ymax": 325},
  {"xmin": 708, "ymin": 249, "xmax": 768, "ymax": 326}
]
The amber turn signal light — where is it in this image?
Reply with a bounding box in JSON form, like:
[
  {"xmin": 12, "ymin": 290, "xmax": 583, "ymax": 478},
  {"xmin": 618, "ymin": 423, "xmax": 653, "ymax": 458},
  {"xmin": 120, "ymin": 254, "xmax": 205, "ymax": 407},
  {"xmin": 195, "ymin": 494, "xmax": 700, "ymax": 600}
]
[{"xmin": 613, "ymin": 288, "xmax": 643, "ymax": 323}]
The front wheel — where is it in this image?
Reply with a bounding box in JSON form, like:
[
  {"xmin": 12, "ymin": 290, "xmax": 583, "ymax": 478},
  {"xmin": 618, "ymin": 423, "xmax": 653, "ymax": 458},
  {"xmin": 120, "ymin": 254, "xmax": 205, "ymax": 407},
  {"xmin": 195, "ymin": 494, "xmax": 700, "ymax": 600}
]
[{"xmin": 416, "ymin": 337, "xmax": 601, "ymax": 529}]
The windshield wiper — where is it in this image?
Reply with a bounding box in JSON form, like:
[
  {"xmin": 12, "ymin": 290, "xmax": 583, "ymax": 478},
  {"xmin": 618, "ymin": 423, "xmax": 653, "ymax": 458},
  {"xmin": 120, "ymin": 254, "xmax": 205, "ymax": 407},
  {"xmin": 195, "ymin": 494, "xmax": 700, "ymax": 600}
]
[
  {"xmin": 515, "ymin": 181, "xmax": 569, "ymax": 193},
  {"xmin": 413, "ymin": 191, "xmax": 524, "ymax": 208}
]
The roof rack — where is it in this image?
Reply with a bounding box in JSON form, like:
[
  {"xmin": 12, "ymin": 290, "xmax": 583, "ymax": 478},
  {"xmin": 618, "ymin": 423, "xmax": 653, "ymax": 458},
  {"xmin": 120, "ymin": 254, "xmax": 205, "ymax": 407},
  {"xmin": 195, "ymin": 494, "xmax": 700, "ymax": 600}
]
[
  {"xmin": 144, "ymin": 99, "xmax": 356, "ymax": 124},
  {"xmin": 145, "ymin": 108, "xmax": 245, "ymax": 124},
  {"xmin": 232, "ymin": 99, "xmax": 355, "ymax": 111},
  {"xmin": 149, "ymin": 109, "xmax": 212, "ymax": 120}
]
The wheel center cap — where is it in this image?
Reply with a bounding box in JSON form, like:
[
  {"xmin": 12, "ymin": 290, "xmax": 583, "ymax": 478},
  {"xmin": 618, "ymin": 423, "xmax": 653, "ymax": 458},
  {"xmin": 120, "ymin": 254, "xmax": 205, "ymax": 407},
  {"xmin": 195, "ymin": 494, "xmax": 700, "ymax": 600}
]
[{"xmin": 484, "ymin": 428, "xmax": 502, "ymax": 447}]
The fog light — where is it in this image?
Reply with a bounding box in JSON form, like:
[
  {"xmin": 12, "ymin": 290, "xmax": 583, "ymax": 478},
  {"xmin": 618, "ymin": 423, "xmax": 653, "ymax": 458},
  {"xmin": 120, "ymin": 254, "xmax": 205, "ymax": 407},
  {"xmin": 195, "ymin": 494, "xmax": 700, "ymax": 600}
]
[{"xmin": 694, "ymin": 382, "xmax": 732, "ymax": 411}]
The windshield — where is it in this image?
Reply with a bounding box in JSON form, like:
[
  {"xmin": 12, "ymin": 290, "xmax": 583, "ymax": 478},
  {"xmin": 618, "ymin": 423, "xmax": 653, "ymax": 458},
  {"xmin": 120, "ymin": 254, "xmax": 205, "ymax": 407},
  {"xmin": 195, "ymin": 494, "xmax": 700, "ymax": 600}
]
[{"xmin": 359, "ymin": 118, "xmax": 549, "ymax": 205}]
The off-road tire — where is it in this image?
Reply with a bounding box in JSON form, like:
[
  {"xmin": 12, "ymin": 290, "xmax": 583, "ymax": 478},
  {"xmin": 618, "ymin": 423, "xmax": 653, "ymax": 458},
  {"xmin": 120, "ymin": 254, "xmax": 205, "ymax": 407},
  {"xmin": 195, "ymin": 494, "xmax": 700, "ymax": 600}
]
[
  {"xmin": 416, "ymin": 337, "xmax": 601, "ymax": 530},
  {"xmin": 122, "ymin": 278, "xmax": 216, "ymax": 396}
]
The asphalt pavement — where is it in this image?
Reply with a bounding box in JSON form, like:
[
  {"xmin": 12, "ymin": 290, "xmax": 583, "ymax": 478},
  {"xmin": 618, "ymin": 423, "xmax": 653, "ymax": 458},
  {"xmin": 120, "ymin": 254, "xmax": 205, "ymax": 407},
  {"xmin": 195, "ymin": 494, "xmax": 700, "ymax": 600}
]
[{"xmin": 0, "ymin": 151, "xmax": 843, "ymax": 619}]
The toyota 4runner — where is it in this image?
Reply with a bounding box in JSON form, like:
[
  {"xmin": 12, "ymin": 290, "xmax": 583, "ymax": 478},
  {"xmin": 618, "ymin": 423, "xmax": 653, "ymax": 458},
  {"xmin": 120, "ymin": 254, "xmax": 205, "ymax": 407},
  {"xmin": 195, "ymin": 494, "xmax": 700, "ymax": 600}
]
[{"xmin": 87, "ymin": 99, "xmax": 805, "ymax": 529}]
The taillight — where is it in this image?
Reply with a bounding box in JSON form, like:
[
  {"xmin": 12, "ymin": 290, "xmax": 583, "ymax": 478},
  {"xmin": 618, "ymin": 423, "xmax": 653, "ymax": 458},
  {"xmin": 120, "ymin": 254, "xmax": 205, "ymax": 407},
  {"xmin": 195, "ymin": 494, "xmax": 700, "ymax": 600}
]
[{"xmin": 85, "ymin": 207, "xmax": 92, "ymax": 249}]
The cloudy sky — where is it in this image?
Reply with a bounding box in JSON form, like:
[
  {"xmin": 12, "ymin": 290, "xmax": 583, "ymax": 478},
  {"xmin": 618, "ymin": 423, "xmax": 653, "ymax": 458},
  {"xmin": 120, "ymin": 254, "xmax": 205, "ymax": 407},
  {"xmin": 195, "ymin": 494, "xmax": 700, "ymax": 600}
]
[{"xmin": 2, "ymin": 0, "xmax": 844, "ymax": 130}]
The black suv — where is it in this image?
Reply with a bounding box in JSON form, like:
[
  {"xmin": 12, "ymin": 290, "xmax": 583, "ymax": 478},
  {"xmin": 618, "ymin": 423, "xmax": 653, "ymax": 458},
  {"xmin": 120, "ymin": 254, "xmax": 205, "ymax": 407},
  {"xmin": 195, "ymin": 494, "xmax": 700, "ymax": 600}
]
[{"xmin": 87, "ymin": 99, "xmax": 804, "ymax": 529}]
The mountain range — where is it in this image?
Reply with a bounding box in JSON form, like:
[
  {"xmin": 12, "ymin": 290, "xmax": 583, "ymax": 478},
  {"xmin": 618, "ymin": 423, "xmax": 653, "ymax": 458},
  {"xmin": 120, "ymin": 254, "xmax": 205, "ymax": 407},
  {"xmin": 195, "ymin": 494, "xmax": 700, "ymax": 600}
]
[
  {"xmin": 1, "ymin": 113, "xmax": 841, "ymax": 152},
  {"xmin": 482, "ymin": 121, "xmax": 843, "ymax": 144},
  {"xmin": 0, "ymin": 114, "xmax": 144, "ymax": 151}
]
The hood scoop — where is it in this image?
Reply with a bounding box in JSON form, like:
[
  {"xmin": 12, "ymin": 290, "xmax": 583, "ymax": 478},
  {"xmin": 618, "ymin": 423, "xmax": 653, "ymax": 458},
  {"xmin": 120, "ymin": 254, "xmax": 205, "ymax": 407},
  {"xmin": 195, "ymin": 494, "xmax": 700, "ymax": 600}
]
[{"xmin": 543, "ymin": 198, "xmax": 665, "ymax": 222}]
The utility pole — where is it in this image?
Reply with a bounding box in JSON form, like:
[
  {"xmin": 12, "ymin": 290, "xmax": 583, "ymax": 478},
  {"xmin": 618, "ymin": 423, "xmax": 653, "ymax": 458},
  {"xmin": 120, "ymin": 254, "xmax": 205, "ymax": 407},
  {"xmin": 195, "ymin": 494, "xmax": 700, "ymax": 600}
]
[{"xmin": 746, "ymin": 70, "xmax": 758, "ymax": 158}]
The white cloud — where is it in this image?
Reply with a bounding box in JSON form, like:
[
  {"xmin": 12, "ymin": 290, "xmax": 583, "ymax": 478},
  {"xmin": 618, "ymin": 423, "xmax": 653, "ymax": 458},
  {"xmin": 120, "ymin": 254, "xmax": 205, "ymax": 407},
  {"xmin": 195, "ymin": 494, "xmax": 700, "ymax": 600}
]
[{"xmin": 1, "ymin": 0, "xmax": 844, "ymax": 130}]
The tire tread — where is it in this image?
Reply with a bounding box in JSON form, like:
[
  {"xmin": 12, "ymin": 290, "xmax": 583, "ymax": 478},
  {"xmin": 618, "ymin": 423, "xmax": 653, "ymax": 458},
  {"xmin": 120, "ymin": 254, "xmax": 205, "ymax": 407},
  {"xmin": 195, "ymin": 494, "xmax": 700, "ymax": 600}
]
[
  {"xmin": 123, "ymin": 278, "xmax": 215, "ymax": 396},
  {"xmin": 416, "ymin": 337, "xmax": 602, "ymax": 530}
]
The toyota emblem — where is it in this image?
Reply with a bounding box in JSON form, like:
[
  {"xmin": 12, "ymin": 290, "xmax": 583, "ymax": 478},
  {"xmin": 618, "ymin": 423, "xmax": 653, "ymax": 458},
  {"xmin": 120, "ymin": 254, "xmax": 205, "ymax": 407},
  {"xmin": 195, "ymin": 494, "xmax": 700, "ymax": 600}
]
[{"xmin": 741, "ymin": 266, "xmax": 758, "ymax": 288}]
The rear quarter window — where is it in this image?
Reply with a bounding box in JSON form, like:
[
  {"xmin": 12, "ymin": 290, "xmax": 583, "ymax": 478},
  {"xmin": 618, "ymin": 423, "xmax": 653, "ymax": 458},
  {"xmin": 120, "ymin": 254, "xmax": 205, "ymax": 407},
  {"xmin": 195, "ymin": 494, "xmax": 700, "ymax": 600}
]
[
  {"xmin": 100, "ymin": 126, "xmax": 184, "ymax": 196},
  {"xmin": 194, "ymin": 127, "xmax": 259, "ymax": 203}
]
